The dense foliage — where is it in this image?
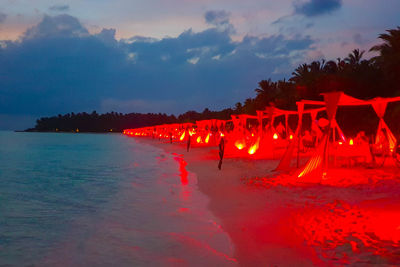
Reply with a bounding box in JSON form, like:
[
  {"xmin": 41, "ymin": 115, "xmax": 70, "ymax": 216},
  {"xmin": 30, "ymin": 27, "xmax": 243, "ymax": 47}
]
[{"xmin": 29, "ymin": 27, "xmax": 400, "ymax": 133}]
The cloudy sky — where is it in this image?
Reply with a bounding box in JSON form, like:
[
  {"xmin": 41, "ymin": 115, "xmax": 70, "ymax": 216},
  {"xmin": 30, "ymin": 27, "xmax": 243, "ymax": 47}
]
[{"xmin": 0, "ymin": 0, "xmax": 399, "ymax": 129}]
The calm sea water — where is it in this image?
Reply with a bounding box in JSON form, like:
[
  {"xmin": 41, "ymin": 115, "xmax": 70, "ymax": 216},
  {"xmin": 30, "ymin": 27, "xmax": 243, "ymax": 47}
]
[{"xmin": 0, "ymin": 132, "xmax": 235, "ymax": 266}]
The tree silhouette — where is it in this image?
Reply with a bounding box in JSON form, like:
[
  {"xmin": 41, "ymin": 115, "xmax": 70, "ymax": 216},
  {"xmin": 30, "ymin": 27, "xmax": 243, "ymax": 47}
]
[
  {"xmin": 345, "ymin": 49, "xmax": 365, "ymax": 66},
  {"xmin": 371, "ymin": 27, "xmax": 400, "ymax": 95},
  {"xmin": 254, "ymin": 79, "xmax": 277, "ymax": 110}
]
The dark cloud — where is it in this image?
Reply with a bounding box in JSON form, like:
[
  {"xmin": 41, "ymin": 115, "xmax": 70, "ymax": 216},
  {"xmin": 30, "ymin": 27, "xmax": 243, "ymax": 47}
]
[
  {"xmin": 294, "ymin": 0, "xmax": 342, "ymax": 17},
  {"xmin": 205, "ymin": 10, "xmax": 230, "ymax": 26},
  {"xmin": 0, "ymin": 12, "xmax": 7, "ymax": 23},
  {"xmin": 49, "ymin": 4, "xmax": 70, "ymax": 12},
  {"xmin": 95, "ymin": 28, "xmax": 117, "ymax": 46},
  {"xmin": 23, "ymin": 14, "xmax": 88, "ymax": 40},
  {"xmin": 0, "ymin": 14, "xmax": 315, "ymax": 129}
]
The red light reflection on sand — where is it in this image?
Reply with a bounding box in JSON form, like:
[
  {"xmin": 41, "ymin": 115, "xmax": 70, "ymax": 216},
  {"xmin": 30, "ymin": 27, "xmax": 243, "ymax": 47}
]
[{"xmin": 243, "ymin": 170, "xmax": 400, "ymax": 264}]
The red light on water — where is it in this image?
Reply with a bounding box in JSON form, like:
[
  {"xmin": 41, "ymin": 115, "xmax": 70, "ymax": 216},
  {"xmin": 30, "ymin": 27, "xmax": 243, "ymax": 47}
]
[{"xmin": 174, "ymin": 156, "xmax": 188, "ymax": 186}]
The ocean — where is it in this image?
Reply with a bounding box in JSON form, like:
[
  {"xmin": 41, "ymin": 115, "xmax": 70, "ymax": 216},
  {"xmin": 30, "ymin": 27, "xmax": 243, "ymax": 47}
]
[{"xmin": 0, "ymin": 132, "xmax": 235, "ymax": 266}]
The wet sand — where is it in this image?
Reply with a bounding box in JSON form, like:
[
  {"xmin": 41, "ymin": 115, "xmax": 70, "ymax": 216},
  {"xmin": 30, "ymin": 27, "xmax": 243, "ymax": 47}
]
[{"xmin": 138, "ymin": 138, "xmax": 400, "ymax": 266}]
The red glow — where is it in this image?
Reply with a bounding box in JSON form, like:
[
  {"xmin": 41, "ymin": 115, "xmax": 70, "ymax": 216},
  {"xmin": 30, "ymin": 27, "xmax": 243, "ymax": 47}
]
[
  {"xmin": 248, "ymin": 145, "xmax": 257, "ymax": 155},
  {"xmin": 248, "ymin": 137, "xmax": 260, "ymax": 155},
  {"xmin": 235, "ymin": 140, "xmax": 245, "ymax": 150},
  {"xmin": 298, "ymin": 154, "xmax": 323, "ymax": 178},
  {"xmin": 174, "ymin": 156, "xmax": 188, "ymax": 185},
  {"xmin": 180, "ymin": 132, "xmax": 185, "ymax": 141},
  {"xmin": 294, "ymin": 200, "xmax": 400, "ymax": 261}
]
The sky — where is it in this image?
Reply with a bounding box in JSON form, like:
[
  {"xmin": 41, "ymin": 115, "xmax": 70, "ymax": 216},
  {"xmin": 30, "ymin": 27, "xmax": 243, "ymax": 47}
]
[{"xmin": 0, "ymin": 0, "xmax": 399, "ymax": 129}]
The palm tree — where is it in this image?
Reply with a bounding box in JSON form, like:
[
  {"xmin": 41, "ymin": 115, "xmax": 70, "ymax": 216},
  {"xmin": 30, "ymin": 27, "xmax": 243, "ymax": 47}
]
[
  {"xmin": 234, "ymin": 102, "xmax": 243, "ymax": 113},
  {"xmin": 254, "ymin": 79, "xmax": 277, "ymax": 110},
  {"xmin": 370, "ymin": 27, "xmax": 400, "ymax": 58},
  {"xmin": 243, "ymin": 98, "xmax": 257, "ymax": 114},
  {"xmin": 290, "ymin": 63, "xmax": 309, "ymax": 84},
  {"xmin": 309, "ymin": 60, "xmax": 325, "ymax": 73},
  {"xmin": 254, "ymin": 79, "xmax": 275, "ymax": 97},
  {"xmin": 290, "ymin": 61, "xmax": 327, "ymax": 99},
  {"xmin": 345, "ymin": 49, "xmax": 365, "ymax": 66},
  {"xmin": 370, "ymin": 27, "xmax": 400, "ymax": 92},
  {"xmin": 323, "ymin": 60, "xmax": 338, "ymax": 73}
]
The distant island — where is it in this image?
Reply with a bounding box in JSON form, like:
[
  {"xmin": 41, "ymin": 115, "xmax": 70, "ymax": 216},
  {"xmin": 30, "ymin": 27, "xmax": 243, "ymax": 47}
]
[
  {"xmin": 26, "ymin": 27, "xmax": 400, "ymax": 135},
  {"xmin": 25, "ymin": 109, "xmax": 236, "ymax": 133}
]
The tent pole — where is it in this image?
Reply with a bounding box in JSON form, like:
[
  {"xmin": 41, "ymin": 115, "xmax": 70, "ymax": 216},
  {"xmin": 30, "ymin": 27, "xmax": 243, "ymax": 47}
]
[
  {"xmin": 285, "ymin": 114, "xmax": 289, "ymax": 139},
  {"xmin": 332, "ymin": 121, "xmax": 336, "ymax": 167},
  {"xmin": 296, "ymin": 103, "xmax": 304, "ymax": 168}
]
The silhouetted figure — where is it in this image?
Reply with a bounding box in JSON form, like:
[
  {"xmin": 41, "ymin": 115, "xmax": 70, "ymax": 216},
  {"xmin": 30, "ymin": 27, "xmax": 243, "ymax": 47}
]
[
  {"xmin": 355, "ymin": 131, "xmax": 368, "ymax": 145},
  {"xmin": 169, "ymin": 132, "xmax": 173, "ymax": 144},
  {"xmin": 218, "ymin": 137, "xmax": 225, "ymax": 170},
  {"xmin": 302, "ymin": 130, "xmax": 315, "ymax": 149}
]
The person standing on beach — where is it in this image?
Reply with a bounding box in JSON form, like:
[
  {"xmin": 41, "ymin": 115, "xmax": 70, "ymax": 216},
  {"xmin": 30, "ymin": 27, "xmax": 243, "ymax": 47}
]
[
  {"xmin": 186, "ymin": 128, "xmax": 191, "ymax": 152},
  {"xmin": 218, "ymin": 136, "xmax": 225, "ymax": 170}
]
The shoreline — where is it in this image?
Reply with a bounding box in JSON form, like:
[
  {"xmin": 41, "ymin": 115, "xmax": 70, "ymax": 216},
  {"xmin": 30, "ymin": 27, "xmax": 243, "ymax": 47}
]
[
  {"xmin": 136, "ymin": 137, "xmax": 400, "ymax": 266},
  {"xmin": 136, "ymin": 138, "xmax": 316, "ymax": 265}
]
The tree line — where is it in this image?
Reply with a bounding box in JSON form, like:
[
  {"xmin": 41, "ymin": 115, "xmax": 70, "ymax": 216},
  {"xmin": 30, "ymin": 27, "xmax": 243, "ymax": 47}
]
[{"xmin": 28, "ymin": 27, "xmax": 400, "ymax": 134}]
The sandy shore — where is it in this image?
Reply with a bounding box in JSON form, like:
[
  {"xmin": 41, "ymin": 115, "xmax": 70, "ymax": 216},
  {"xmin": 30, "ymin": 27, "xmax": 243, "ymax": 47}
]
[{"xmin": 137, "ymin": 138, "xmax": 400, "ymax": 266}]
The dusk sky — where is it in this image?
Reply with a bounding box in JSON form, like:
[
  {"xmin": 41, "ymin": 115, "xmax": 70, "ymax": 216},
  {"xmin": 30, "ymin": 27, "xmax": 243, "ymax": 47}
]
[{"xmin": 0, "ymin": 0, "xmax": 399, "ymax": 129}]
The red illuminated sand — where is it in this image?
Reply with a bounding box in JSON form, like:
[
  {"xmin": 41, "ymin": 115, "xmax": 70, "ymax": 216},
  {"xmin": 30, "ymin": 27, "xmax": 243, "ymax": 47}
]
[
  {"xmin": 138, "ymin": 138, "xmax": 400, "ymax": 265},
  {"xmin": 124, "ymin": 93, "xmax": 400, "ymax": 264}
]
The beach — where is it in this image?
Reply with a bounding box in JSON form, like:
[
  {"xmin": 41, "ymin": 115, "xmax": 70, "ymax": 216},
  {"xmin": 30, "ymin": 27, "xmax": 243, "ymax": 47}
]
[{"xmin": 137, "ymin": 138, "xmax": 400, "ymax": 266}]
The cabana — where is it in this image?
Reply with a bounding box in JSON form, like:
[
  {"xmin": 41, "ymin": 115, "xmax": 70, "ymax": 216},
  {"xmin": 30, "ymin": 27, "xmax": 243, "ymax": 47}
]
[
  {"xmin": 277, "ymin": 92, "xmax": 400, "ymax": 183},
  {"xmin": 226, "ymin": 114, "xmax": 260, "ymax": 156},
  {"xmin": 191, "ymin": 119, "xmax": 227, "ymax": 146},
  {"xmin": 256, "ymin": 107, "xmax": 297, "ymax": 139},
  {"xmin": 251, "ymin": 106, "xmax": 326, "ymax": 158},
  {"xmin": 225, "ymin": 107, "xmax": 327, "ymax": 159}
]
